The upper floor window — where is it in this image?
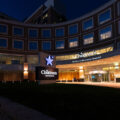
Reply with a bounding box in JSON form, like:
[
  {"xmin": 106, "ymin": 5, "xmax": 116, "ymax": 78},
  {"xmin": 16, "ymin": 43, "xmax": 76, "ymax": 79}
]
[
  {"xmin": 56, "ymin": 40, "xmax": 64, "ymax": 49},
  {"xmin": 42, "ymin": 41, "xmax": 51, "ymax": 51},
  {"xmin": 0, "ymin": 38, "xmax": 7, "ymax": 48},
  {"xmin": 117, "ymin": 42, "xmax": 120, "ymax": 50},
  {"xmin": 55, "ymin": 28, "xmax": 64, "ymax": 37},
  {"xmin": 43, "ymin": 13, "xmax": 48, "ymax": 20},
  {"xmin": 29, "ymin": 41, "xmax": 38, "ymax": 51},
  {"xmin": 118, "ymin": 21, "xmax": 120, "ymax": 34},
  {"xmin": 98, "ymin": 9, "xmax": 111, "ymax": 24},
  {"xmin": 13, "ymin": 40, "xmax": 23, "ymax": 50},
  {"xmin": 83, "ymin": 33, "xmax": 94, "ymax": 45},
  {"xmin": 0, "ymin": 24, "xmax": 7, "ymax": 34},
  {"xmin": 99, "ymin": 26, "xmax": 112, "ymax": 40},
  {"xmin": 28, "ymin": 29, "xmax": 38, "ymax": 38},
  {"xmin": 42, "ymin": 29, "xmax": 51, "ymax": 38},
  {"xmin": 69, "ymin": 24, "xmax": 78, "ymax": 35},
  {"xmin": 13, "ymin": 27, "xmax": 24, "ymax": 36},
  {"xmin": 118, "ymin": 2, "xmax": 120, "ymax": 16},
  {"xmin": 83, "ymin": 18, "xmax": 93, "ymax": 30},
  {"xmin": 69, "ymin": 38, "xmax": 78, "ymax": 48}
]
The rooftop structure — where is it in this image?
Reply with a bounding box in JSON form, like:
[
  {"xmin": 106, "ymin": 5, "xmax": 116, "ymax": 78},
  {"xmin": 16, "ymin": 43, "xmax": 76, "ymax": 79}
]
[{"xmin": 24, "ymin": 0, "xmax": 67, "ymax": 24}]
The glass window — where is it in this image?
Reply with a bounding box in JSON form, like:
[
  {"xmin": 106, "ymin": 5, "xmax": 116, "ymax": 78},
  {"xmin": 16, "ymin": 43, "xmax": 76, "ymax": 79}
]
[
  {"xmin": 99, "ymin": 26, "xmax": 112, "ymax": 40},
  {"xmin": 99, "ymin": 9, "xmax": 111, "ymax": 24},
  {"xmin": 83, "ymin": 18, "xmax": 93, "ymax": 30},
  {"xmin": 56, "ymin": 28, "xmax": 64, "ymax": 37},
  {"xmin": 14, "ymin": 27, "xmax": 24, "ymax": 36},
  {"xmin": 69, "ymin": 38, "xmax": 78, "ymax": 48},
  {"xmin": 29, "ymin": 41, "xmax": 38, "ymax": 50},
  {"xmin": 42, "ymin": 29, "xmax": 51, "ymax": 38},
  {"xmin": 56, "ymin": 40, "xmax": 64, "ymax": 49},
  {"xmin": 27, "ymin": 55, "xmax": 39, "ymax": 65},
  {"xmin": 118, "ymin": 21, "xmax": 120, "ymax": 34},
  {"xmin": 29, "ymin": 29, "xmax": 38, "ymax": 38},
  {"xmin": 0, "ymin": 38, "xmax": 7, "ymax": 48},
  {"xmin": 11, "ymin": 60, "xmax": 20, "ymax": 64},
  {"xmin": 0, "ymin": 54, "xmax": 24, "ymax": 65},
  {"xmin": 0, "ymin": 24, "xmax": 7, "ymax": 34},
  {"xmin": 13, "ymin": 40, "xmax": 23, "ymax": 49},
  {"xmin": 69, "ymin": 24, "xmax": 78, "ymax": 35},
  {"xmin": 42, "ymin": 41, "xmax": 51, "ymax": 50},
  {"xmin": 83, "ymin": 33, "xmax": 94, "ymax": 45},
  {"xmin": 117, "ymin": 42, "xmax": 120, "ymax": 50},
  {"xmin": 118, "ymin": 2, "xmax": 120, "ymax": 16}
]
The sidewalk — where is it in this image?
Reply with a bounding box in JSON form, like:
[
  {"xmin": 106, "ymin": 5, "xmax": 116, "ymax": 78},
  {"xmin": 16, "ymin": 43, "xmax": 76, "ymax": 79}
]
[
  {"xmin": 58, "ymin": 82, "xmax": 120, "ymax": 88},
  {"xmin": 0, "ymin": 97, "xmax": 55, "ymax": 120}
]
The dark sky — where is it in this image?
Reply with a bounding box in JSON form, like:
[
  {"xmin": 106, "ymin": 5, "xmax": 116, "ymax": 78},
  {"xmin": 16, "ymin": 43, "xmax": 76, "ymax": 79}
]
[{"xmin": 0, "ymin": 0, "xmax": 110, "ymax": 21}]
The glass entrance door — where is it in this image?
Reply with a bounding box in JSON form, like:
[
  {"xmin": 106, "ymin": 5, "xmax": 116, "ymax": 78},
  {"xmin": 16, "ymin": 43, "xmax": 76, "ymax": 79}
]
[{"xmin": 91, "ymin": 73, "xmax": 109, "ymax": 82}]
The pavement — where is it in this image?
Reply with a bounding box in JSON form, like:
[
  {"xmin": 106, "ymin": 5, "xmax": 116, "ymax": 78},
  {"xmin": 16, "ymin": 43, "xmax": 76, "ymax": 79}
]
[
  {"xmin": 58, "ymin": 82, "xmax": 120, "ymax": 88},
  {"xmin": 0, "ymin": 97, "xmax": 55, "ymax": 120}
]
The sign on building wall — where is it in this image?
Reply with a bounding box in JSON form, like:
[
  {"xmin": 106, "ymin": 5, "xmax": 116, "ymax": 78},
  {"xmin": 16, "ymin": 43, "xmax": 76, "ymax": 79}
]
[
  {"xmin": 56, "ymin": 46, "xmax": 113, "ymax": 61},
  {"xmin": 56, "ymin": 46, "xmax": 117, "ymax": 65},
  {"xmin": 36, "ymin": 66, "xmax": 58, "ymax": 80},
  {"xmin": 36, "ymin": 53, "xmax": 58, "ymax": 81},
  {"xmin": 39, "ymin": 52, "xmax": 56, "ymax": 68}
]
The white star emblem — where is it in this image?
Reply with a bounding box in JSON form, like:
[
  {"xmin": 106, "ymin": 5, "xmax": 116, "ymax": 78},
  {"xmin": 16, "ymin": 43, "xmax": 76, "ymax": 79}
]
[{"xmin": 46, "ymin": 55, "xmax": 54, "ymax": 66}]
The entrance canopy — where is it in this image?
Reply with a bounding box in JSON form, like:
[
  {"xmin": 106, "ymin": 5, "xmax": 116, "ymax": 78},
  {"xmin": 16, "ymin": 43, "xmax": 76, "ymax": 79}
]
[
  {"xmin": 56, "ymin": 55, "xmax": 120, "ymax": 82},
  {"xmin": 56, "ymin": 55, "xmax": 120, "ymax": 70}
]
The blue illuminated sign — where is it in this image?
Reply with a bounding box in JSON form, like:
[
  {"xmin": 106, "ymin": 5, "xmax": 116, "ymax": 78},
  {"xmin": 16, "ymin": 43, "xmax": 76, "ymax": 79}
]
[{"xmin": 46, "ymin": 55, "xmax": 54, "ymax": 66}]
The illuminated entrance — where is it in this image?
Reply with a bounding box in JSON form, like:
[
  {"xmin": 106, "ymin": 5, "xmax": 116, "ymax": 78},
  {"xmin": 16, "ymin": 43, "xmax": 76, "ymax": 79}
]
[
  {"xmin": 57, "ymin": 55, "xmax": 120, "ymax": 83},
  {"xmin": 90, "ymin": 73, "xmax": 108, "ymax": 82},
  {"xmin": 86, "ymin": 70, "xmax": 109, "ymax": 82}
]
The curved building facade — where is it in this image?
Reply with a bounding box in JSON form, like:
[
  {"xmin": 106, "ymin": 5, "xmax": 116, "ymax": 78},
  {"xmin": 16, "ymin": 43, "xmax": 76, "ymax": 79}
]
[{"xmin": 0, "ymin": 0, "xmax": 120, "ymax": 82}]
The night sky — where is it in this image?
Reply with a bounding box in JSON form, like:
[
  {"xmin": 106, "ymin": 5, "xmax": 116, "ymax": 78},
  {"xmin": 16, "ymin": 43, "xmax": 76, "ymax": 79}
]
[{"xmin": 0, "ymin": 0, "xmax": 110, "ymax": 21}]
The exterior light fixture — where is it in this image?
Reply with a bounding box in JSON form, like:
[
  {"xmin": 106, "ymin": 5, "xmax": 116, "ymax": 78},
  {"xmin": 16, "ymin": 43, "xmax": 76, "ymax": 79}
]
[
  {"xmin": 79, "ymin": 66, "xmax": 83, "ymax": 69},
  {"xmin": 114, "ymin": 62, "xmax": 119, "ymax": 66},
  {"xmin": 24, "ymin": 63, "xmax": 28, "ymax": 80}
]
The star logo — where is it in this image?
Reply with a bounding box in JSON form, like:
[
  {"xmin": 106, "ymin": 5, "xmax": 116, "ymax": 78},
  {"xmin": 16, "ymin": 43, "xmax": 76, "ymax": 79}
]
[{"xmin": 46, "ymin": 55, "xmax": 54, "ymax": 66}]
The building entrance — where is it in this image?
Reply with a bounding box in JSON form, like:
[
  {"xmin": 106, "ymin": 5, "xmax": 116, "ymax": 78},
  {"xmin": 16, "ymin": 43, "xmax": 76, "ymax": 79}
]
[
  {"xmin": 88, "ymin": 72, "xmax": 109, "ymax": 82},
  {"xmin": 57, "ymin": 55, "xmax": 120, "ymax": 83},
  {"xmin": 84, "ymin": 66, "xmax": 116, "ymax": 83}
]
